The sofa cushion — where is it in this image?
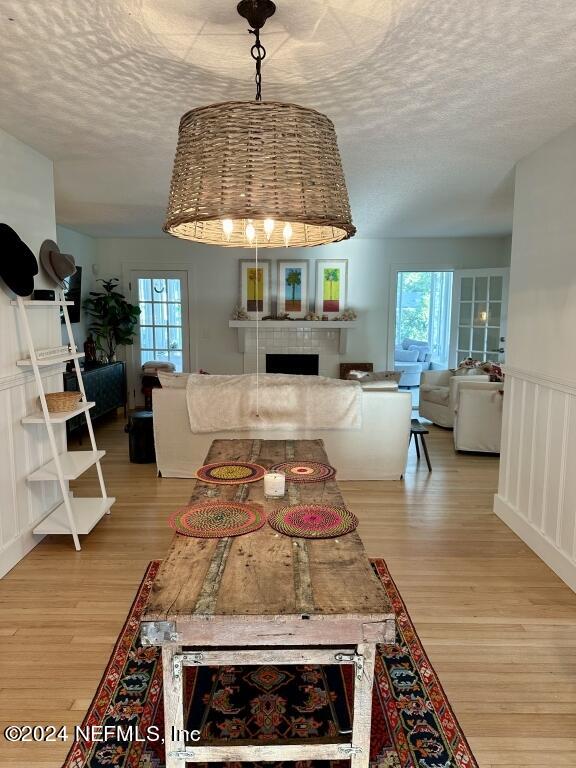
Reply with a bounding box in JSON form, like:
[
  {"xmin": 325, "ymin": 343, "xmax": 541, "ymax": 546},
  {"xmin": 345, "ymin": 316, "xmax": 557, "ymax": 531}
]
[
  {"xmin": 421, "ymin": 385, "xmax": 450, "ymax": 405},
  {"xmin": 158, "ymin": 371, "xmax": 188, "ymax": 388},
  {"xmin": 402, "ymin": 338, "xmax": 428, "ymax": 350},
  {"xmin": 395, "ymin": 348, "xmax": 420, "ymax": 363},
  {"xmin": 361, "ymin": 380, "xmax": 399, "ymax": 390}
]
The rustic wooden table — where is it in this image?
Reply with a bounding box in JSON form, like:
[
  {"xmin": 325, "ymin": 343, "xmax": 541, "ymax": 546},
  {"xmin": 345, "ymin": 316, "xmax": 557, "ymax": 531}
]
[{"xmin": 141, "ymin": 438, "xmax": 395, "ymax": 767}]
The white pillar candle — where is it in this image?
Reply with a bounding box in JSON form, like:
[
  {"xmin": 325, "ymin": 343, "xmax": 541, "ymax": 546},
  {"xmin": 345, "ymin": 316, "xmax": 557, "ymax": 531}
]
[{"xmin": 264, "ymin": 472, "xmax": 286, "ymax": 498}]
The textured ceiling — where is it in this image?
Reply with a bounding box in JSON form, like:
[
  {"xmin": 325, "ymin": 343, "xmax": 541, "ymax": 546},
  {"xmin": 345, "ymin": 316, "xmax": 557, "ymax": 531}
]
[{"xmin": 1, "ymin": 0, "xmax": 576, "ymax": 238}]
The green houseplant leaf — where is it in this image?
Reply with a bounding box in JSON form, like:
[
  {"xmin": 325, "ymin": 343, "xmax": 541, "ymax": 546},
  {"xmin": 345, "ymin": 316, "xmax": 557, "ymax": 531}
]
[{"xmin": 83, "ymin": 278, "xmax": 140, "ymax": 361}]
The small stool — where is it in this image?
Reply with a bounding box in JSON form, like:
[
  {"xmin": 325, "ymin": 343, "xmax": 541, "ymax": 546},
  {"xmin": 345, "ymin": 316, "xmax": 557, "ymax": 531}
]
[
  {"xmin": 410, "ymin": 419, "xmax": 432, "ymax": 472},
  {"xmin": 125, "ymin": 411, "xmax": 156, "ymax": 463}
]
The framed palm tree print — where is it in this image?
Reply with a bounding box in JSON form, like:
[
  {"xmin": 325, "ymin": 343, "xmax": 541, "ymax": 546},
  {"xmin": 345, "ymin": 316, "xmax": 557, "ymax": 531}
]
[
  {"xmin": 315, "ymin": 259, "xmax": 348, "ymax": 317},
  {"xmin": 277, "ymin": 260, "xmax": 309, "ymax": 318},
  {"xmin": 240, "ymin": 260, "xmax": 271, "ymax": 318}
]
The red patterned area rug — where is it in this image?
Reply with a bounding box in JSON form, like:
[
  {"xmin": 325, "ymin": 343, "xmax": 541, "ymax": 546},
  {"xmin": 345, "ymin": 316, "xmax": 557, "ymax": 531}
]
[{"xmin": 63, "ymin": 560, "xmax": 478, "ymax": 768}]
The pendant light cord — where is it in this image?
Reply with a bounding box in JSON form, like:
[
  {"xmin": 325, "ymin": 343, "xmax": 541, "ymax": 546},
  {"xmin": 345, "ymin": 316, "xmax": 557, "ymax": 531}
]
[{"xmin": 255, "ymin": 237, "xmax": 261, "ymax": 417}]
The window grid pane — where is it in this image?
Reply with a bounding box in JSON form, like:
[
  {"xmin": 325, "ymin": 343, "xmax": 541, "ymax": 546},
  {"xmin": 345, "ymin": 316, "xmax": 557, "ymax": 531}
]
[{"xmin": 138, "ymin": 276, "xmax": 184, "ymax": 372}]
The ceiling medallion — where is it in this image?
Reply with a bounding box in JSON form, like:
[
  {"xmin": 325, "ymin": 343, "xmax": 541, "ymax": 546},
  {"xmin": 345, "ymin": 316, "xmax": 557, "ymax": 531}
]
[{"xmin": 163, "ymin": 0, "xmax": 356, "ymax": 248}]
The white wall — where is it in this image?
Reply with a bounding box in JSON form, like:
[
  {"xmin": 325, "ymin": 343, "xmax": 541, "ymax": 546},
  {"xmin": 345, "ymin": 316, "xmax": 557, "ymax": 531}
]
[
  {"xmin": 57, "ymin": 225, "xmax": 97, "ymax": 347},
  {"xmin": 495, "ymin": 124, "xmax": 576, "ymax": 592},
  {"xmin": 0, "ymin": 128, "xmax": 66, "ymax": 576},
  {"xmin": 96, "ymin": 235, "xmax": 510, "ymax": 395}
]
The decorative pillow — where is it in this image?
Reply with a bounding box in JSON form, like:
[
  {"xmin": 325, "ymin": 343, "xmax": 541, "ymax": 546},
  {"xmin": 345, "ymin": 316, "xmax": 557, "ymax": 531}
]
[
  {"xmin": 142, "ymin": 360, "xmax": 176, "ymax": 373},
  {"xmin": 158, "ymin": 372, "xmax": 188, "ymax": 389},
  {"xmin": 408, "ymin": 344, "xmax": 430, "ymax": 363},
  {"xmin": 395, "ymin": 348, "xmax": 420, "ymax": 363}
]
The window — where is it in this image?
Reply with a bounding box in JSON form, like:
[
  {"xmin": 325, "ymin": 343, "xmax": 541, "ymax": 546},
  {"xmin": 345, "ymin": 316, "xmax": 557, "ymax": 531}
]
[
  {"xmin": 395, "ymin": 271, "xmax": 453, "ymax": 366},
  {"xmin": 455, "ymin": 273, "xmax": 505, "ymax": 363},
  {"xmin": 137, "ymin": 277, "xmax": 185, "ymax": 372}
]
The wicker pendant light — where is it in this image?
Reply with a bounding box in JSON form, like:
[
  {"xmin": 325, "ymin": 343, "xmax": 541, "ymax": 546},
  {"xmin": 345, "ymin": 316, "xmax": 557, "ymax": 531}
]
[{"xmin": 163, "ymin": 0, "xmax": 356, "ymax": 248}]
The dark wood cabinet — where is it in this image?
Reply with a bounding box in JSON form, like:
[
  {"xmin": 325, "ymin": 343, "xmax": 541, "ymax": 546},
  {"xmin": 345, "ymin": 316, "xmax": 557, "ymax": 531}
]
[{"xmin": 64, "ymin": 362, "xmax": 126, "ymax": 436}]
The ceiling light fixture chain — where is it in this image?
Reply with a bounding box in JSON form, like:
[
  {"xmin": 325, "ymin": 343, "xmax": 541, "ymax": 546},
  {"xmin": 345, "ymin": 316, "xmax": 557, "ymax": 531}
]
[
  {"xmin": 249, "ymin": 26, "xmax": 266, "ymax": 102},
  {"xmin": 238, "ymin": 0, "xmax": 276, "ymax": 101}
]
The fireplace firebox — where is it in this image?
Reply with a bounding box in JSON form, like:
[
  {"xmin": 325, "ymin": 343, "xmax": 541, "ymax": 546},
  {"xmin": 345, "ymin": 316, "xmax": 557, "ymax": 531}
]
[{"xmin": 266, "ymin": 354, "xmax": 319, "ymax": 376}]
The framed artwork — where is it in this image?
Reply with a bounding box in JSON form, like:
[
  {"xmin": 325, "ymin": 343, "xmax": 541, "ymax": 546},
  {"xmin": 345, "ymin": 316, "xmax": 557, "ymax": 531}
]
[
  {"xmin": 277, "ymin": 260, "xmax": 309, "ymax": 318},
  {"xmin": 315, "ymin": 259, "xmax": 347, "ymax": 316},
  {"xmin": 240, "ymin": 260, "xmax": 271, "ymax": 318}
]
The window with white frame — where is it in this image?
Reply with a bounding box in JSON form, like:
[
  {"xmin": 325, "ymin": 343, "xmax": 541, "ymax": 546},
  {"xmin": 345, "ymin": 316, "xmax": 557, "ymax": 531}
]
[{"xmin": 137, "ymin": 277, "xmax": 185, "ymax": 371}]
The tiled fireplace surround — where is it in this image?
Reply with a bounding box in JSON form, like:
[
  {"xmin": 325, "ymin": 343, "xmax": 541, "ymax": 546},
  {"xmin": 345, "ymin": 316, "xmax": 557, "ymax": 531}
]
[{"xmin": 243, "ymin": 327, "xmax": 340, "ymax": 378}]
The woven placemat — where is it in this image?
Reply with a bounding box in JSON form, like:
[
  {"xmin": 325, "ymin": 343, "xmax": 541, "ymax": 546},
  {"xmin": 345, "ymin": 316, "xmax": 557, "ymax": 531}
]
[
  {"xmin": 196, "ymin": 461, "xmax": 267, "ymax": 485},
  {"xmin": 268, "ymin": 460, "xmax": 336, "ymax": 483},
  {"xmin": 268, "ymin": 503, "xmax": 358, "ymax": 539},
  {"xmin": 169, "ymin": 501, "xmax": 266, "ymax": 538}
]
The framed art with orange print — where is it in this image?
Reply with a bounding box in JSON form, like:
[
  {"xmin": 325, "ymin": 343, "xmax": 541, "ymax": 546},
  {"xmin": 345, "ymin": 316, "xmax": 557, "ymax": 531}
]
[{"xmin": 240, "ymin": 259, "xmax": 271, "ymax": 319}]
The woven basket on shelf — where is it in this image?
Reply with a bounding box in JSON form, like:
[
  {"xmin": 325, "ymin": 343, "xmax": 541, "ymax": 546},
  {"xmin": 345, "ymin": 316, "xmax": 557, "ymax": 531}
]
[
  {"xmin": 163, "ymin": 100, "xmax": 356, "ymax": 247},
  {"xmin": 43, "ymin": 391, "xmax": 82, "ymax": 413}
]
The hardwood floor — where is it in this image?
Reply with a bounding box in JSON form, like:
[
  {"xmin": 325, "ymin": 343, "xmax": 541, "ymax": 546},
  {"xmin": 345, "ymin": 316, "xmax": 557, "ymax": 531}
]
[{"xmin": 1, "ymin": 412, "xmax": 576, "ymax": 767}]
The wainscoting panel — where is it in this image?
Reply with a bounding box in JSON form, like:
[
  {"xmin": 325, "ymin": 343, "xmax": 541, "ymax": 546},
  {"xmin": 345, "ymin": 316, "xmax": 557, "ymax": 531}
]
[
  {"xmin": 495, "ymin": 367, "xmax": 576, "ymax": 592},
  {"xmin": 0, "ymin": 369, "xmax": 66, "ymax": 578}
]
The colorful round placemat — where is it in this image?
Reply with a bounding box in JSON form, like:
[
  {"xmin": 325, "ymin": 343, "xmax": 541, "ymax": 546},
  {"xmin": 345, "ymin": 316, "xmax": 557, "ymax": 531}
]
[
  {"xmin": 268, "ymin": 503, "xmax": 358, "ymax": 539},
  {"xmin": 169, "ymin": 501, "xmax": 266, "ymax": 538},
  {"xmin": 268, "ymin": 460, "xmax": 336, "ymax": 483},
  {"xmin": 196, "ymin": 461, "xmax": 267, "ymax": 485}
]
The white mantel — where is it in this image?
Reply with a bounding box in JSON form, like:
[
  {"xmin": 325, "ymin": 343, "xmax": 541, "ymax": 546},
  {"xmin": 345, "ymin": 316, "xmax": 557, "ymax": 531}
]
[{"xmin": 229, "ymin": 320, "xmax": 357, "ymax": 355}]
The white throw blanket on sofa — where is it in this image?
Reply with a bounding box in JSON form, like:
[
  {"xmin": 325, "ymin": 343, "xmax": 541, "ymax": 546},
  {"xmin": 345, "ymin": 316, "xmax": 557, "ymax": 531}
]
[{"xmin": 185, "ymin": 373, "xmax": 362, "ymax": 433}]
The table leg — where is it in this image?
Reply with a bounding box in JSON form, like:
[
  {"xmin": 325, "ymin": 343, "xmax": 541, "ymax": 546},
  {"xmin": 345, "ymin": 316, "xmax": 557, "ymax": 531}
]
[
  {"xmin": 162, "ymin": 646, "xmax": 185, "ymax": 768},
  {"xmin": 414, "ymin": 433, "xmax": 421, "ymax": 459},
  {"xmin": 421, "ymin": 434, "xmax": 432, "ymax": 472},
  {"xmin": 350, "ymin": 642, "xmax": 376, "ymax": 768}
]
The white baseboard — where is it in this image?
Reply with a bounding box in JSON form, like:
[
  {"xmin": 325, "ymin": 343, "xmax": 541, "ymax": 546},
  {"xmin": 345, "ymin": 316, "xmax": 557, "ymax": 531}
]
[
  {"xmin": 494, "ymin": 494, "xmax": 576, "ymax": 592},
  {"xmin": 0, "ymin": 530, "xmax": 45, "ymax": 579}
]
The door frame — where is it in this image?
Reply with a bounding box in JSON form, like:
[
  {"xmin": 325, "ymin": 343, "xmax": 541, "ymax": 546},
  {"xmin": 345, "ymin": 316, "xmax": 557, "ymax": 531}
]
[
  {"xmin": 123, "ymin": 263, "xmax": 196, "ymax": 409},
  {"xmin": 449, "ymin": 268, "xmax": 509, "ymax": 368},
  {"xmin": 387, "ymin": 264, "xmax": 455, "ymax": 371}
]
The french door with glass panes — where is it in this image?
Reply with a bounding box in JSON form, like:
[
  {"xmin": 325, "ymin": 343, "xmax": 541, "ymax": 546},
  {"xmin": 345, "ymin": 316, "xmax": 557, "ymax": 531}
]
[
  {"xmin": 450, "ymin": 268, "xmax": 509, "ymax": 367},
  {"xmin": 131, "ymin": 271, "xmax": 190, "ymax": 375}
]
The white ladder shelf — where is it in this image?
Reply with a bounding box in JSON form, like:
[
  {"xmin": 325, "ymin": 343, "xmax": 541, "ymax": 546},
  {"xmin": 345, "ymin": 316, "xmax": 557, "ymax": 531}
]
[{"xmin": 14, "ymin": 292, "xmax": 115, "ymax": 550}]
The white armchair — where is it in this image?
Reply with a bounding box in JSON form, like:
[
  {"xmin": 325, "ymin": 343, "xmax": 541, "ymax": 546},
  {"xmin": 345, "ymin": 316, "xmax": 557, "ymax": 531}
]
[
  {"xmin": 453, "ymin": 381, "xmax": 504, "ymax": 453},
  {"xmin": 419, "ymin": 370, "xmax": 502, "ymax": 430}
]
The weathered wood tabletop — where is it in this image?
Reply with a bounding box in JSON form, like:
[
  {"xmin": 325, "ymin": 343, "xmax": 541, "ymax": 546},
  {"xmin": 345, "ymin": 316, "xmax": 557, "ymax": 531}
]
[{"xmin": 143, "ymin": 439, "xmax": 394, "ymax": 646}]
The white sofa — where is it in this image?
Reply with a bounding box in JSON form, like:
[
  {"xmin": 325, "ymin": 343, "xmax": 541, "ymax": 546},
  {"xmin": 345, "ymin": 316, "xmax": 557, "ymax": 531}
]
[{"xmin": 152, "ymin": 381, "xmax": 412, "ymax": 480}]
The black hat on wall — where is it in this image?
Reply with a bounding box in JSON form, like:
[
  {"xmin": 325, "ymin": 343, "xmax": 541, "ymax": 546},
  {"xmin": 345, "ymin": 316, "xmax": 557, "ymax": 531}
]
[
  {"xmin": 0, "ymin": 223, "xmax": 38, "ymax": 296},
  {"xmin": 39, "ymin": 239, "xmax": 76, "ymax": 287}
]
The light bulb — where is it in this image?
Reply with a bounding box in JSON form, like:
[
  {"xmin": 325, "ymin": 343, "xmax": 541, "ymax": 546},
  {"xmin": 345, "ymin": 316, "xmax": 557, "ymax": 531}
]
[
  {"xmin": 263, "ymin": 218, "xmax": 275, "ymax": 241},
  {"xmin": 245, "ymin": 220, "xmax": 256, "ymax": 244},
  {"xmin": 283, "ymin": 222, "xmax": 293, "ymax": 247},
  {"xmin": 222, "ymin": 219, "xmax": 234, "ymax": 242}
]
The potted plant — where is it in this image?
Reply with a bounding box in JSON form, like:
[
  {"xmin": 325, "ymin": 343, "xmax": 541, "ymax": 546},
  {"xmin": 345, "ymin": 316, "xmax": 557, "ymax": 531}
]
[{"xmin": 83, "ymin": 278, "xmax": 140, "ymax": 363}]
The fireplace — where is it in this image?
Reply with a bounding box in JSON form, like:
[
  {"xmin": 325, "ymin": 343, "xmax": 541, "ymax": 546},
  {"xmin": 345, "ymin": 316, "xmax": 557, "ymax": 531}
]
[{"xmin": 266, "ymin": 354, "xmax": 319, "ymax": 376}]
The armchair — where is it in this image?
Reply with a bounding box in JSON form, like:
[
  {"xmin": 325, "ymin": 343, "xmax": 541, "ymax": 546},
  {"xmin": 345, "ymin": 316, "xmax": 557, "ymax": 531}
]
[
  {"xmin": 419, "ymin": 369, "xmax": 501, "ymax": 429},
  {"xmin": 394, "ymin": 339, "xmax": 432, "ymax": 387},
  {"xmin": 453, "ymin": 381, "xmax": 504, "ymax": 453}
]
